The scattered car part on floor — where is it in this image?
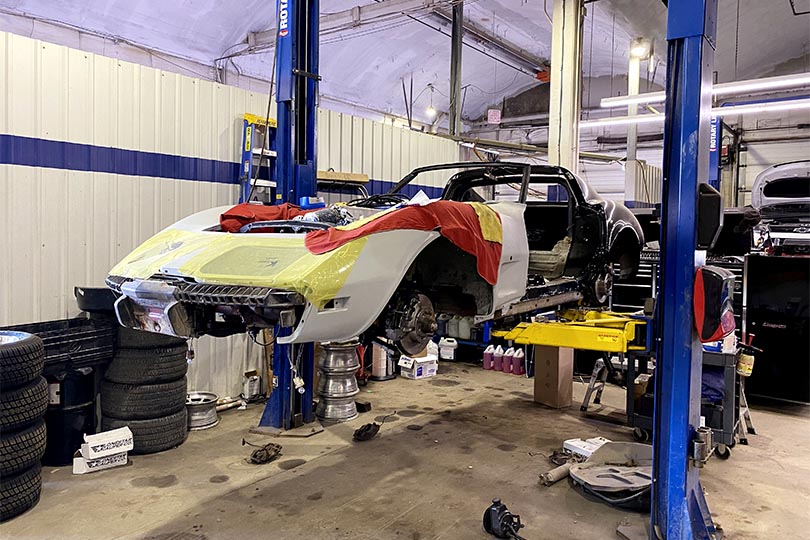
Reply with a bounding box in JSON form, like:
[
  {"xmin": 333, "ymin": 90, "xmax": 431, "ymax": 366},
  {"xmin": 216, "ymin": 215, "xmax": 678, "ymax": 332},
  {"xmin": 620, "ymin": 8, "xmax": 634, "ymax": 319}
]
[
  {"xmin": 568, "ymin": 441, "xmax": 652, "ymax": 509},
  {"xmin": 352, "ymin": 411, "xmax": 397, "ymax": 442},
  {"xmin": 482, "ymin": 498, "xmax": 526, "ymax": 540},
  {"xmin": 242, "ymin": 439, "xmax": 283, "ymax": 465}
]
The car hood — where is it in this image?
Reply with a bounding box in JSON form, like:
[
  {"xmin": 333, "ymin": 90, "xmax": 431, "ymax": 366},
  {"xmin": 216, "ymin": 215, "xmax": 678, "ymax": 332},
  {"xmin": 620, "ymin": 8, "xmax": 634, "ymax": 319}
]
[
  {"xmin": 751, "ymin": 160, "xmax": 810, "ymax": 210},
  {"xmin": 109, "ymin": 225, "xmax": 370, "ymax": 308}
]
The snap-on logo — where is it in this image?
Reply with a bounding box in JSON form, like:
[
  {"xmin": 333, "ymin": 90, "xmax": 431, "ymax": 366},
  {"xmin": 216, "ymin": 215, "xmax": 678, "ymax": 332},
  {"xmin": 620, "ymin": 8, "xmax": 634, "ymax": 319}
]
[{"xmin": 279, "ymin": 1, "xmax": 289, "ymax": 37}]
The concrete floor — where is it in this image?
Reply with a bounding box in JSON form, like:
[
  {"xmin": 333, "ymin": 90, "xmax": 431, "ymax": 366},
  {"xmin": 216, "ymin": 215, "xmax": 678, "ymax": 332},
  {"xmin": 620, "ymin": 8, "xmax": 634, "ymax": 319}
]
[{"xmin": 4, "ymin": 362, "xmax": 809, "ymax": 540}]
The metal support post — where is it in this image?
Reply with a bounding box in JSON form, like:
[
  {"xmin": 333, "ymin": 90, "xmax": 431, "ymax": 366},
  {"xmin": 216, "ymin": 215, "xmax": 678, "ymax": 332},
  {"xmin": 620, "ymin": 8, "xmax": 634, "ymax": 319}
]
[
  {"xmin": 547, "ymin": 0, "xmax": 583, "ymax": 172},
  {"xmin": 651, "ymin": 0, "xmax": 720, "ymax": 539},
  {"xmin": 625, "ymin": 54, "xmax": 641, "ymax": 207},
  {"xmin": 255, "ymin": 0, "xmax": 320, "ymax": 433},
  {"xmin": 275, "ymin": 0, "xmax": 319, "ymax": 205},
  {"xmin": 448, "ymin": 0, "xmax": 463, "ymax": 136}
]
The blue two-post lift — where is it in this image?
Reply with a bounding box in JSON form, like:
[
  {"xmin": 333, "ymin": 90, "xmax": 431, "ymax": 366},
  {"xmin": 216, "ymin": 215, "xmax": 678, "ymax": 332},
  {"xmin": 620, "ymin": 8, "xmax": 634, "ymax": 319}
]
[
  {"xmin": 255, "ymin": 0, "xmax": 321, "ymax": 433},
  {"xmin": 620, "ymin": 0, "xmax": 723, "ymax": 539}
]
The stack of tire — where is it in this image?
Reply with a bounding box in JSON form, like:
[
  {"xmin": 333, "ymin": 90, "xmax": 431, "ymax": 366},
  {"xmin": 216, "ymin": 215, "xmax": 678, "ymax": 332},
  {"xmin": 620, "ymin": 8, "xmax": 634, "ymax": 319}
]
[
  {"xmin": 100, "ymin": 328, "xmax": 189, "ymax": 454},
  {"xmin": 0, "ymin": 331, "xmax": 48, "ymax": 522}
]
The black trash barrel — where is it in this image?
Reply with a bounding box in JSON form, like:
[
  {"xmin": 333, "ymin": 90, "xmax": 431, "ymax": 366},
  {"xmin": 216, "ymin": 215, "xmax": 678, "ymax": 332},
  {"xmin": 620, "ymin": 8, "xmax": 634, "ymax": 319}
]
[{"xmin": 42, "ymin": 368, "xmax": 96, "ymax": 466}]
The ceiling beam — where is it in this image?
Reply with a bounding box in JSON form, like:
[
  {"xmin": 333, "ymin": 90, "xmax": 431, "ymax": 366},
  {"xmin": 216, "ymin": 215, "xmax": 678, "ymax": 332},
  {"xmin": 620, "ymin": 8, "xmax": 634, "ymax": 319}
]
[
  {"xmin": 431, "ymin": 8, "xmax": 548, "ymax": 74},
  {"xmin": 245, "ymin": 0, "xmax": 547, "ymax": 77}
]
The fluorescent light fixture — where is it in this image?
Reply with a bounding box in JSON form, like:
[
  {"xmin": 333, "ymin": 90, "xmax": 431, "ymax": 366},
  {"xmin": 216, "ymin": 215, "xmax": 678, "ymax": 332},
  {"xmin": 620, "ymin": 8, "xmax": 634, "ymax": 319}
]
[
  {"xmin": 601, "ymin": 93, "xmax": 667, "ymax": 108},
  {"xmin": 601, "ymin": 72, "xmax": 810, "ymax": 108},
  {"xmin": 580, "ymin": 114, "xmax": 664, "ymax": 128},
  {"xmin": 582, "ymin": 98, "xmax": 810, "ymax": 129},
  {"xmin": 713, "ymin": 73, "xmax": 810, "ymax": 96},
  {"xmin": 714, "ymin": 98, "xmax": 810, "ymax": 116}
]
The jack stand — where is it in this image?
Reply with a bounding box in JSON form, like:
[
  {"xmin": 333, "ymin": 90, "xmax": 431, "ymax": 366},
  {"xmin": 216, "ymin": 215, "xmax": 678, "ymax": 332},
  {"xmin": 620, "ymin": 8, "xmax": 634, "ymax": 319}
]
[{"xmin": 250, "ymin": 324, "xmax": 323, "ymax": 438}]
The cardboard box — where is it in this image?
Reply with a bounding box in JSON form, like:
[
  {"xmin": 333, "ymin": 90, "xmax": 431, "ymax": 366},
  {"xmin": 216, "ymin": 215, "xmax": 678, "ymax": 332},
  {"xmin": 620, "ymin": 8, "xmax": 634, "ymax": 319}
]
[
  {"xmin": 73, "ymin": 451, "xmax": 128, "ymax": 475},
  {"xmin": 533, "ymin": 346, "xmax": 573, "ymax": 408},
  {"xmin": 80, "ymin": 427, "xmax": 133, "ymax": 459},
  {"xmin": 398, "ymin": 354, "xmax": 438, "ymax": 379}
]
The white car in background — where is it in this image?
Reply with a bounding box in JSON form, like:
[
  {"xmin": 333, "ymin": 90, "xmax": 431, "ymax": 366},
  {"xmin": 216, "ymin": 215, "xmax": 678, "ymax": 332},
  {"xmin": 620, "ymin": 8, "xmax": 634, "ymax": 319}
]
[{"xmin": 751, "ymin": 160, "xmax": 810, "ymax": 255}]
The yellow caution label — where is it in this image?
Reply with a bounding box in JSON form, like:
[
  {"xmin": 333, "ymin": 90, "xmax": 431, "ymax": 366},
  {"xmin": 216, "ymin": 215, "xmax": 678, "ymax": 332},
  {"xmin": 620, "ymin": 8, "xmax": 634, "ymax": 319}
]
[{"xmin": 244, "ymin": 126, "xmax": 253, "ymax": 151}]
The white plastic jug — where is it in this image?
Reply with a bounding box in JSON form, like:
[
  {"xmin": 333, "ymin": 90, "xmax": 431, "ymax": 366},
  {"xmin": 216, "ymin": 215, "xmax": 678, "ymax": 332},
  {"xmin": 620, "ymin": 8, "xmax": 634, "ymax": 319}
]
[
  {"xmin": 458, "ymin": 316, "xmax": 472, "ymax": 340},
  {"xmin": 439, "ymin": 337, "xmax": 458, "ymax": 360},
  {"xmin": 447, "ymin": 316, "xmax": 461, "ymax": 338}
]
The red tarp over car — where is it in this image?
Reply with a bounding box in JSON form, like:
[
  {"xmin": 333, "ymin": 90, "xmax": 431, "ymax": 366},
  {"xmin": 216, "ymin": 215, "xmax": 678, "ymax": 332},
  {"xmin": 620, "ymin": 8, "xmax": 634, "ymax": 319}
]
[
  {"xmin": 220, "ymin": 201, "xmax": 502, "ymax": 285},
  {"xmin": 220, "ymin": 203, "xmax": 308, "ymax": 232},
  {"xmin": 305, "ymin": 201, "xmax": 502, "ymax": 285}
]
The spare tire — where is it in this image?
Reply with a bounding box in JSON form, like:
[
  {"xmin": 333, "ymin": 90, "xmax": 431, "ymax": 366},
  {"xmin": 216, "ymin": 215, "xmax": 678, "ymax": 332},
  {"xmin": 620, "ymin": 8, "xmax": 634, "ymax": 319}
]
[
  {"xmin": 0, "ymin": 464, "xmax": 41, "ymax": 522},
  {"xmin": 0, "ymin": 332, "xmax": 45, "ymax": 390},
  {"xmin": 104, "ymin": 346, "xmax": 188, "ymax": 385},
  {"xmin": 101, "ymin": 409, "xmax": 188, "ymax": 455},
  {"xmin": 101, "ymin": 378, "xmax": 187, "ymax": 420},
  {"xmin": 116, "ymin": 328, "xmax": 187, "ymax": 350},
  {"xmin": 0, "ymin": 377, "xmax": 48, "ymax": 431},
  {"xmin": 0, "ymin": 420, "xmax": 46, "ymax": 477}
]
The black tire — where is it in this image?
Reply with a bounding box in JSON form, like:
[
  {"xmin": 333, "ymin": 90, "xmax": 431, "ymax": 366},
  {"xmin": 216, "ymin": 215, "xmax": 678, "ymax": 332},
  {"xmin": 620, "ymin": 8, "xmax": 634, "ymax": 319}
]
[
  {"xmin": 0, "ymin": 420, "xmax": 46, "ymax": 477},
  {"xmin": 0, "ymin": 331, "xmax": 45, "ymax": 390},
  {"xmin": 101, "ymin": 378, "xmax": 187, "ymax": 420},
  {"xmin": 101, "ymin": 409, "xmax": 188, "ymax": 455},
  {"xmin": 715, "ymin": 445, "xmax": 731, "ymax": 460},
  {"xmin": 0, "ymin": 464, "xmax": 41, "ymax": 522},
  {"xmin": 0, "ymin": 377, "xmax": 48, "ymax": 431},
  {"xmin": 104, "ymin": 346, "xmax": 188, "ymax": 385},
  {"xmin": 116, "ymin": 327, "xmax": 186, "ymax": 350}
]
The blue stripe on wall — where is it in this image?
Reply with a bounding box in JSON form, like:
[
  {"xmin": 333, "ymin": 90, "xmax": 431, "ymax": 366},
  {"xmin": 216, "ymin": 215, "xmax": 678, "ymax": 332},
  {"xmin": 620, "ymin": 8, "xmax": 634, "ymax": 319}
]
[
  {"xmin": 0, "ymin": 134, "xmax": 240, "ymax": 184},
  {"xmin": 367, "ymin": 179, "xmax": 444, "ymax": 199},
  {"xmin": 0, "ymin": 133, "xmax": 444, "ymax": 197}
]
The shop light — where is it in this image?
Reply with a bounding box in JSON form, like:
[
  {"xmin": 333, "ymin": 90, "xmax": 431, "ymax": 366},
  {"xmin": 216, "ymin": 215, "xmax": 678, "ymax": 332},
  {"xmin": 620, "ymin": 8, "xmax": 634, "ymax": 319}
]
[
  {"xmin": 600, "ymin": 72, "xmax": 810, "ymax": 109},
  {"xmin": 582, "ymin": 97, "xmax": 810, "ymax": 129}
]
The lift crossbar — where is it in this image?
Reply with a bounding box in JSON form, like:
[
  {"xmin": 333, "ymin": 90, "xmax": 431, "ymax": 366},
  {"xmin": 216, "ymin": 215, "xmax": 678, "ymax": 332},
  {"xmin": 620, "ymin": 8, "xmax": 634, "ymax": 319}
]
[{"xmin": 499, "ymin": 310, "xmax": 650, "ymax": 353}]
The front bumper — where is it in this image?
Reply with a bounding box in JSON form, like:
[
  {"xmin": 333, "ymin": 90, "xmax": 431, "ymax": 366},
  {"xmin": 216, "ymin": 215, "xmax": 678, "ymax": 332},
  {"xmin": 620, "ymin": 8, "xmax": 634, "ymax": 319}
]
[{"xmin": 107, "ymin": 275, "xmax": 304, "ymax": 338}]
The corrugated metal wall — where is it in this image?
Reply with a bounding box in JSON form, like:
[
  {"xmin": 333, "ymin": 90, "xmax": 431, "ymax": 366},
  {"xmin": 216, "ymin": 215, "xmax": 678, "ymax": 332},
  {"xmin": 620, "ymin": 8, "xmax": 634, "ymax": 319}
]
[
  {"xmin": 579, "ymin": 148, "xmax": 663, "ymax": 202},
  {"xmin": 0, "ymin": 31, "xmax": 459, "ymax": 398}
]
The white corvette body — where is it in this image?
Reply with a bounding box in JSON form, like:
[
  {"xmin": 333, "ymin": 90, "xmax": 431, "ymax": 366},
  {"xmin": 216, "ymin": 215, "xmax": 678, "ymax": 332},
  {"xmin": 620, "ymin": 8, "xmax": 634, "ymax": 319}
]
[{"xmin": 107, "ymin": 201, "xmax": 529, "ymax": 345}]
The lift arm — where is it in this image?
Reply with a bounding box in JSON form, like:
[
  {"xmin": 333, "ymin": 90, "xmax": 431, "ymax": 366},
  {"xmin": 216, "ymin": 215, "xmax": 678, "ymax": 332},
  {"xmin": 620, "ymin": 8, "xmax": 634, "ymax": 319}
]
[{"xmin": 499, "ymin": 310, "xmax": 651, "ymax": 354}]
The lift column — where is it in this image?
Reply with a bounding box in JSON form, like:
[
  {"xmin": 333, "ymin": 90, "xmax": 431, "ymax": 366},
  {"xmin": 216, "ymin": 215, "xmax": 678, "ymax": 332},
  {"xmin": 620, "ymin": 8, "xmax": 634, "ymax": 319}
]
[
  {"xmin": 258, "ymin": 0, "xmax": 320, "ymax": 431},
  {"xmin": 651, "ymin": 0, "xmax": 720, "ymax": 538}
]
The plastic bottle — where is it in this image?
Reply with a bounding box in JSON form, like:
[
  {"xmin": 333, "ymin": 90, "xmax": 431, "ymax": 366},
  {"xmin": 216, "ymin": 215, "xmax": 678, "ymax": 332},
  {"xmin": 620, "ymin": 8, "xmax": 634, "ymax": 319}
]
[
  {"xmin": 436, "ymin": 314, "xmax": 450, "ymax": 337},
  {"xmin": 502, "ymin": 347, "xmax": 515, "ymax": 374},
  {"xmin": 493, "ymin": 345, "xmax": 504, "ymax": 371},
  {"xmin": 458, "ymin": 316, "xmax": 472, "ymax": 340},
  {"xmin": 447, "ymin": 316, "xmax": 460, "ymax": 338},
  {"xmin": 483, "ymin": 344, "xmax": 495, "ymax": 370},
  {"xmin": 512, "ymin": 348, "xmax": 525, "ymax": 375}
]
